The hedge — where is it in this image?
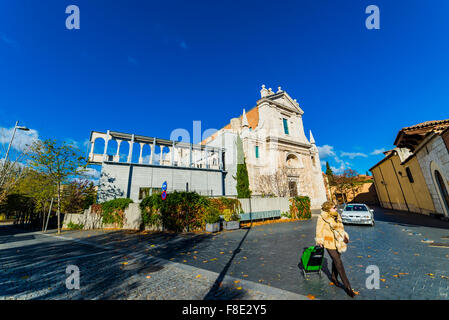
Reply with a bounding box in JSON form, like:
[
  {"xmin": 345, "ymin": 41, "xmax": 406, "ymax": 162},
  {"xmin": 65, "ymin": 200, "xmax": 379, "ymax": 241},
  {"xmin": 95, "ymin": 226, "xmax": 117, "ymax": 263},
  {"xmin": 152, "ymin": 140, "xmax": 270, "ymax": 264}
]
[{"xmin": 93, "ymin": 198, "xmax": 133, "ymax": 227}]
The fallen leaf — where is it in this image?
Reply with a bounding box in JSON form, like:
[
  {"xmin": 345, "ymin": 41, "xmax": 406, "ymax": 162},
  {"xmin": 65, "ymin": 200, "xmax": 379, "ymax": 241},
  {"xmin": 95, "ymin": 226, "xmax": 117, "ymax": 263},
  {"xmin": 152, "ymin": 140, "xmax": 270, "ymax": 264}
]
[
  {"xmin": 393, "ymin": 274, "xmax": 399, "ymax": 278},
  {"xmin": 307, "ymin": 294, "xmax": 316, "ymax": 300},
  {"xmin": 398, "ymin": 273, "xmax": 408, "ymax": 275},
  {"xmin": 210, "ymin": 258, "xmax": 217, "ymax": 261},
  {"xmin": 441, "ymin": 275, "xmax": 449, "ymax": 279},
  {"xmin": 196, "ymin": 274, "xmax": 201, "ymax": 278},
  {"xmin": 380, "ymin": 279, "xmax": 386, "ymax": 282},
  {"xmin": 236, "ymin": 287, "xmax": 242, "ymax": 290},
  {"xmin": 243, "ymin": 275, "xmax": 248, "ymax": 277},
  {"xmin": 329, "ymin": 282, "xmax": 335, "ymax": 286},
  {"xmin": 353, "ymin": 290, "xmax": 360, "ymax": 295},
  {"xmin": 234, "ymin": 280, "xmax": 240, "ymax": 284},
  {"xmin": 146, "ymin": 276, "xmax": 151, "ymax": 279},
  {"xmin": 183, "ymin": 260, "xmax": 187, "ymax": 263},
  {"xmin": 220, "ymin": 252, "xmax": 224, "ymax": 254},
  {"xmin": 426, "ymin": 273, "xmax": 435, "ymax": 276}
]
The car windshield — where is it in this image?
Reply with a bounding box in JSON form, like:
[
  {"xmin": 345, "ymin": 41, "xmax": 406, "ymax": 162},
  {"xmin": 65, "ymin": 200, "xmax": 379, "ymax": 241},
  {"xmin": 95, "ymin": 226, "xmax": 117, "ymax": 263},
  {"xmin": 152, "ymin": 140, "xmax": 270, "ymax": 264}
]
[{"xmin": 344, "ymin": 205, "xmax": 368, "ymax": 212}]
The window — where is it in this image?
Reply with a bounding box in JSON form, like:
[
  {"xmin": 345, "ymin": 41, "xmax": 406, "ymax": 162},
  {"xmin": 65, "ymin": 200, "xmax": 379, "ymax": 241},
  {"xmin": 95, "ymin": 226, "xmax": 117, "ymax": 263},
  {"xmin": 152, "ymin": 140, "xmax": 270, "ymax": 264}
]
[
  {"xmin": 344, "ymin": 205, "xmax": 368, "ymax": 212},
  {"xmin": 255, "ymin": 146, "xmax": 259, "ymax": 159},
  {"xmin": 405, "ymin": 167, "xmax": 414, "ymax": 183},
  {"xmin": 139, "ymin": 187, "xmax": 151, "ymax": 200},
  {"xmin": 283, "ymin": 119, "xmax": 289, "ymax": 135}
]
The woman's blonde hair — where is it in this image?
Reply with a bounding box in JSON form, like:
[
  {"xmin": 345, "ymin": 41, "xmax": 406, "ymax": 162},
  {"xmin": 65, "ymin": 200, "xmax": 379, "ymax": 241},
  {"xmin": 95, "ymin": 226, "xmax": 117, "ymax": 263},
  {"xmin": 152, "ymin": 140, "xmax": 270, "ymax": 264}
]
[{"xmin": 321, "ymin": 201, "xmax": 335, "ymax": 212}]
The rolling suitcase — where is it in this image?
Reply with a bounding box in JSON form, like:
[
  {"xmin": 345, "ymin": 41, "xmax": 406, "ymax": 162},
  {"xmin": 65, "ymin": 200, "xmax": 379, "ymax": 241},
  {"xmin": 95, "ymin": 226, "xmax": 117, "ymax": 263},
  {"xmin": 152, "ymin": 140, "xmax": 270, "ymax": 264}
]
[{"xmin": 301, "ymin": 245, "xmax": 324, "ymax": 277}]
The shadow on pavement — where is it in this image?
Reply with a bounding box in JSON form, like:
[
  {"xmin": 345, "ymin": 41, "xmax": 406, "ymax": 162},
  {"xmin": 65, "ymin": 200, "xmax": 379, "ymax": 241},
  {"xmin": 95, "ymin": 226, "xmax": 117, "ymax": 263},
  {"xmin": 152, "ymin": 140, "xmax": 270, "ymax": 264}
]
[
  {"xmin": 372, "ymin": 206, "xmax": 449, "ymax": 230},
  {"xmin": 0, "ymin": 225, "xmax": 221, "ymax": 300}
]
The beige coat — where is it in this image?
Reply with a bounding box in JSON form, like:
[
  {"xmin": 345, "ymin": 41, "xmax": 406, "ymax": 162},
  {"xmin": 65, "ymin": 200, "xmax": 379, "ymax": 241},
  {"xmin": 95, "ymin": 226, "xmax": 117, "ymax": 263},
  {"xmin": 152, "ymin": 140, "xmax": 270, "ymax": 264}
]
[{"xmin": 315, "ymin": 211, "xmax": 349, "ymax": 253}]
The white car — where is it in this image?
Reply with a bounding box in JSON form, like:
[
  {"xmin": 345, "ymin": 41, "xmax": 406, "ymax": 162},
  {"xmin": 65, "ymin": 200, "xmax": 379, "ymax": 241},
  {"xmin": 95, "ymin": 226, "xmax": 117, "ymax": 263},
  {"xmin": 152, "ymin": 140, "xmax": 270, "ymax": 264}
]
[{"xmin": 340, "ymin": 204, "xmax": 375, "ymax": 226}]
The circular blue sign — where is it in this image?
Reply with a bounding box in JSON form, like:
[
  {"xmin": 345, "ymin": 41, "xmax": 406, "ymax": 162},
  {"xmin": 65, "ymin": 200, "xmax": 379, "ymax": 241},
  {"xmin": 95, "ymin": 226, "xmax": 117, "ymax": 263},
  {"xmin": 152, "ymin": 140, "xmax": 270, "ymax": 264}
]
[
  {"xmin": 162, "ymin": 181, "xmax": 167, "ymax": 191},
  {"xmin": 161, "ymin": 191, "xmax": 167, "ymax": 200}
]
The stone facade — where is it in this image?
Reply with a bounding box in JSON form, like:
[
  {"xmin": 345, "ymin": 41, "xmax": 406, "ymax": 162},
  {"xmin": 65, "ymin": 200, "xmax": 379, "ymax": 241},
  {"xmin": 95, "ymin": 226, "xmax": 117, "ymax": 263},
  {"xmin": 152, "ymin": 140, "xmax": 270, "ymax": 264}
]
[
  {"xmin": 416, "ymin": 133, "xmax": 449, "ymax": 216},
  {"xmin": 201, "ymin": 85, "xmax": 328, "ymax": 209}
]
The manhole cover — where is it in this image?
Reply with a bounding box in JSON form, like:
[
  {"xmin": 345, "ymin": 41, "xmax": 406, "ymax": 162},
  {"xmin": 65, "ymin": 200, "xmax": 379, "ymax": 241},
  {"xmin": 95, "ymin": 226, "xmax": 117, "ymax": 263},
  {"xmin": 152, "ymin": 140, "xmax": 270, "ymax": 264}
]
[{"xmin": 138, "ymin": 265, "xmax": 164, "ymax": 274}]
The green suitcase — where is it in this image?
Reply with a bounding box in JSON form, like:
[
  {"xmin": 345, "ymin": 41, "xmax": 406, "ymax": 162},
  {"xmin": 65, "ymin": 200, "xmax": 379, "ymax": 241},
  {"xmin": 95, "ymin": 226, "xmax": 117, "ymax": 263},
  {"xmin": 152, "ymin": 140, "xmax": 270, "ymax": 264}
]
[{"xmin": 301, "ymin": 246, "xmax": 324, "ymax": 276}]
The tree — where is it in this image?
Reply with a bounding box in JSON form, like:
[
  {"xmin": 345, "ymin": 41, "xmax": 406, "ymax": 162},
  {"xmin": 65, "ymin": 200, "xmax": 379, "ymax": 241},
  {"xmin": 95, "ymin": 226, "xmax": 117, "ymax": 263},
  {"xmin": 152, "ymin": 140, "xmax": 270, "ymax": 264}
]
[
  {"xmin": 325, "ymin": 161, "xmax": 333, "ymax": 177},
  {"xmin": 234, "ymin": 135, "xmax": 251, "ymax": 198},
  {"xmin": 62, "ymin": 179, "xmax": 96, "ymax": 214},
  {"xmin": 11, "ymin": 168, "xmax": 55, "ymax": 226},
  {"xmin": 257, "ymin": 165, "xmax": 290, "ymax": 197},
  {"xmin": 330, "ymin": 168, "xmax": 360, "ymax": 204},
  {"xmin": 29, "ymin": 139, "xmax": 87, "ymax": 234}
]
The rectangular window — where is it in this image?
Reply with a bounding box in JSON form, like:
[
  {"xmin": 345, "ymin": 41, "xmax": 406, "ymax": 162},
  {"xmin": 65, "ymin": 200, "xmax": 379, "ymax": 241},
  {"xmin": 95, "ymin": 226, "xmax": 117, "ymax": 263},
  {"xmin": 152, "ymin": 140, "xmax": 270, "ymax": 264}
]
[
  {"xmin": 255, "ymin": 146, "xmax": 259, "ymax": 158},
  {"xmin": 283, "ymin": 119, "xmax": 289, "ymax": 135},
  {"xmin": 139, "ymin": 187, "xmax": 150, "ymax": 200},
  {"xmin": 405, "ymin": 167, "xmax": 414, "ymax": 183}
]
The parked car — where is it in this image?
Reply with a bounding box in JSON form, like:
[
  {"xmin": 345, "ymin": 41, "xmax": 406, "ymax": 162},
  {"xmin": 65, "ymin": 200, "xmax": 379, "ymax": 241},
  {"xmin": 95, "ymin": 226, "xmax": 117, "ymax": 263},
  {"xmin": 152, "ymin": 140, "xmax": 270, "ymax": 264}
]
[{"xmin": 339, "ymin": 204, "xmax": 375, "ymax": 226}]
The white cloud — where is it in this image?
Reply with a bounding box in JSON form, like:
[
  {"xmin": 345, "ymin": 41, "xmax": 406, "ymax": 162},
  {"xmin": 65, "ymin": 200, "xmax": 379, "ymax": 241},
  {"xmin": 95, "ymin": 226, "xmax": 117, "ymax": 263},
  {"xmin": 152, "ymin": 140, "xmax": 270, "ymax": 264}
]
[
  {"xmin": 0, "ymin": 126, "xmax": 39, "ymax": 152},
  {"xmin": 340, "ymin": 151, "xmax": 368, "ymax": 159},
  {"xmin": 371, "ymin": 148, "xmax": 386, "ymax": 155},
  {"xmin": 317, "ymin": 145, "xmax": 336, "ymax": 159}
]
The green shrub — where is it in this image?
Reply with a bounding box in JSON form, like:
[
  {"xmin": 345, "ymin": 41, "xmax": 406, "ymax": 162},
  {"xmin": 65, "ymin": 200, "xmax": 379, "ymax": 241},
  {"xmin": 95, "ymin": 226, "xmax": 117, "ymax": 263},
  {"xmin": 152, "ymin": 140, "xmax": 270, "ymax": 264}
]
[
  {"xmin": 281, "ymin": 211, "xmax": 292, "ymax": 219},
  {"xmin": 209, "ymin": 197, "xmax": 242, "ymax": 214},
  {"xmin": 205, "ymin": 206, "xmax": 221, "ymax": 224},
  {"xmin": 100, "ymin": 198, "xmax": 133, "ymax": 227},
  {"xmin": 140, "ymin": 191, "xmax": 210, "ymax": 232},
  {"xmin": 67, "ymin": 222, "xmax": 84, "ymax": 230},
  {"xmin": 223, "ymin": 208, "xmax": 240, "ymax": 222},
  {"xmin": 140, "ymin": 193, "xmax": 163, "ymax": 227},
  {"xmin": 289, "ymin": 196, "xmax": 311, "ymax": 220}
]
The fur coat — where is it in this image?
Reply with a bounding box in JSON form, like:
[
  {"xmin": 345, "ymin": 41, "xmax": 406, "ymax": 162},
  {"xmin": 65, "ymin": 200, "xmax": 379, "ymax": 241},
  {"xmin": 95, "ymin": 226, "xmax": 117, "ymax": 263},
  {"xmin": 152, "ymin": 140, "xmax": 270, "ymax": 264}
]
[{"xmin": 315, "ymin": 210, "xmax": 349, "ymax": 253}]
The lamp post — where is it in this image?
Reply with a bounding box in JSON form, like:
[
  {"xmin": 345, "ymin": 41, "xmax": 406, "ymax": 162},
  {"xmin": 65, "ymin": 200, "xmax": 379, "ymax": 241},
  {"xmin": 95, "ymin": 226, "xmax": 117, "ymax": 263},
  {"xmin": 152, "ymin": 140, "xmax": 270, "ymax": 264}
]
[{"xmin": 3, "ymin": 120, "xmax": 30, "ymax": 162}]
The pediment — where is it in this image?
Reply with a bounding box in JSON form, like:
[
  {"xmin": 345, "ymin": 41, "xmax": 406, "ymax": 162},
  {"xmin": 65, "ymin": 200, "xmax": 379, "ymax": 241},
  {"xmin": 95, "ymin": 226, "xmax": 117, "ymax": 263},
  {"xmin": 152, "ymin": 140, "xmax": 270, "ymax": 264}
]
[{"xmin": 265, "ymin": 92, "xmax": 304, "ymax": 115}]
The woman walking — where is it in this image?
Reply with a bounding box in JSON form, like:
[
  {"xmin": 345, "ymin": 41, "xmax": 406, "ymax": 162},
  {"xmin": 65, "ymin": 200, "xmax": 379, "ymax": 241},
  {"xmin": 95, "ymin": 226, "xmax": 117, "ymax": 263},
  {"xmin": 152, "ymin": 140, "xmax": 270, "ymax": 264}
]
[{"xmin": 315, "ymin": 201, "xmax": 356, "ymax": 298}]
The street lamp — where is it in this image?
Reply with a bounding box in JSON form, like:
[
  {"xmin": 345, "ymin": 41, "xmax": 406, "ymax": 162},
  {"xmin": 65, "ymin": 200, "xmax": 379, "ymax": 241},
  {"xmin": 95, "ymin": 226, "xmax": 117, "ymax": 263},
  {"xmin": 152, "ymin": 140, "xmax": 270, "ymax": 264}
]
[{"xmin": 3, "ymin": 120, "xmax": 30, "ymax": 162}]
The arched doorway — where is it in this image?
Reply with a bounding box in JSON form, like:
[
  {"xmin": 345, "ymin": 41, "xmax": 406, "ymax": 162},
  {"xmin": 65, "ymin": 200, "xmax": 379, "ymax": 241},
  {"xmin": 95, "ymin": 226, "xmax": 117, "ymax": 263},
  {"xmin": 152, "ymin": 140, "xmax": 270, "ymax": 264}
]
[{"xmin": 434, "ymin": 170, "xmax": 449, "ymax": 216}]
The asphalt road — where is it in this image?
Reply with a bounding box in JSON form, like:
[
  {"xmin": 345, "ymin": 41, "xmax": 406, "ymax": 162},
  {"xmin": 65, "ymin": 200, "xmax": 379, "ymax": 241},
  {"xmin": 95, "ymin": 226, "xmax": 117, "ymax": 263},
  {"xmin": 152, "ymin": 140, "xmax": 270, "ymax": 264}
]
[{"xmin": 1, "ymin": 206, "xmax": 449, "ymax": 300}]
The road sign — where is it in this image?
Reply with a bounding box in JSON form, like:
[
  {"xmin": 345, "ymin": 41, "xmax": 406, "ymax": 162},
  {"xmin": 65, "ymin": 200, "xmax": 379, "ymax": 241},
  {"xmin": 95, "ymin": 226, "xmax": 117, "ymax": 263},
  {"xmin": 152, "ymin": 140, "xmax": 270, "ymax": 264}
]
[
  {"xmin": 162, "ymin": 181, "xmax": 167, "ymax": 191},
  {"xmin": 161, "ymin": 191, "xmax": 167, "ymax": 201}
]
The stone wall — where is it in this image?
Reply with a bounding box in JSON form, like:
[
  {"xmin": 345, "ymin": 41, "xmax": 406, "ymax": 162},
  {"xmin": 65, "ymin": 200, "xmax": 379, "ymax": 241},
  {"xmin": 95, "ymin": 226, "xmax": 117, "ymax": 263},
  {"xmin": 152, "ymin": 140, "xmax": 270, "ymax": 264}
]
[
  {"xmin": 416, "ymin": 135, "xmax": 449, "ymax": 216},
  {"xmin": 63, "ymin": 203, "xmax": 143, "ymax": 230}
]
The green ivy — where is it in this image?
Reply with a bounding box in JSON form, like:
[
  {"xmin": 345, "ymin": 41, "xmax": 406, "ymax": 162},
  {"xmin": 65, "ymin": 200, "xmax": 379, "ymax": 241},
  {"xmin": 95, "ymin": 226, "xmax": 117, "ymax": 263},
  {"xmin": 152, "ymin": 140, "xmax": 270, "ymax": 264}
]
[
  {"xmin": 66, "ymin": 222, "xmax": 84, "ymax": 230},
  {"xmin": 289, "ymin": 196, "xmax": 311, "ymax": 220},
  {"xmin": 100, "ymin": 198, "xmax": 133, "ymax": 227}
]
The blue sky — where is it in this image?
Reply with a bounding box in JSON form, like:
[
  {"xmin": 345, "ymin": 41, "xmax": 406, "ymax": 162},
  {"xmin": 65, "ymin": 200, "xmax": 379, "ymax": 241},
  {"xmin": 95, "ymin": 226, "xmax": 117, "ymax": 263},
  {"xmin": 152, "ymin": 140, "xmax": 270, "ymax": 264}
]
[{"xmin": 1, "ymin": 0, "xmax": 449, "ymax": 179}]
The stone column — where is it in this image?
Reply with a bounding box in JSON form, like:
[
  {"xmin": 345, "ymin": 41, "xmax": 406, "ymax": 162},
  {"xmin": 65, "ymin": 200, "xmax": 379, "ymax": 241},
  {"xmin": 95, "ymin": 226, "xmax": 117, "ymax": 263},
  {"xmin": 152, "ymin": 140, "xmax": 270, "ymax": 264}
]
[
  {"xmin": 139, "ymin": 143, "xmax": 144, "ymax": 164},
  {"xmin": 103, "ymin": 130, "xmax": 110, "ymax": 162},
  {"xmin": 159, "ymin": 145, "xmax": 163, "ymax": 165},
  {"xmin": 190, "ymin": 144, "xmax": 193, "ymax": 167},
  {"xmin": 171, "ymin": 141, "xmax": 175, "ymax": 166},
  {"xmin": 150, "ymin": 138, "xmax": 156, "ymax": 164},
  {"xmin": 127, "ymin": 134, "xmax": 134, "ymax": 163},
  {"xmin": 114, "ymin": 139, "xmax": 122, "ymax": 162}
]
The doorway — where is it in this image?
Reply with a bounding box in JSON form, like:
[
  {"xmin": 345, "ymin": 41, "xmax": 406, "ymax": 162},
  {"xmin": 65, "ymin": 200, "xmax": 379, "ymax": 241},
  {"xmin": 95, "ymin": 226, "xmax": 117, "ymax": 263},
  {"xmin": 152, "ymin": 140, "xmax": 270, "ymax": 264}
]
[
  {"xmin": 288, "ymin": 181, "xmax": 298, "ymax": 197},
  {"xmin": 434, "ymin": 170, "xmax": 449, "ymax": 216}
]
